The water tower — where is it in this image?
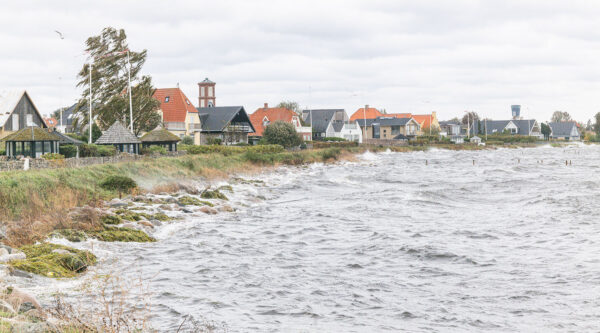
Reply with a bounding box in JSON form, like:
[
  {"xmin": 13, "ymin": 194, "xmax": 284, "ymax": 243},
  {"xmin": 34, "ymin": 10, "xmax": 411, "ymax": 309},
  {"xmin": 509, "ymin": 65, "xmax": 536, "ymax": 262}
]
[{"xmin": 511, "ymin": 105, "xmax": 521, "ymax": 120}]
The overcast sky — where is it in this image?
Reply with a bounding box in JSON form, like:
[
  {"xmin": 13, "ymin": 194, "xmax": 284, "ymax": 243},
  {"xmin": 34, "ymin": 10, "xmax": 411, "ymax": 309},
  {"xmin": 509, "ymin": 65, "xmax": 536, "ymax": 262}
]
[{"xmin": 1, "ymin": 0, "xmax": 600, "ymax": 122}]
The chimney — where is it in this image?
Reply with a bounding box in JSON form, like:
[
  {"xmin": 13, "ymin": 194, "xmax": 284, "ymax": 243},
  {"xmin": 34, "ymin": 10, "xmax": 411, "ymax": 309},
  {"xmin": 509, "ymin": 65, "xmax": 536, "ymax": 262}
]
[
  {"xmin": 365, "ymin": 104, "xmax": 369, "ymax": 111},
  {"xmin": 264, "ymin": 103, "xmax": 268, "ymax": 108}
]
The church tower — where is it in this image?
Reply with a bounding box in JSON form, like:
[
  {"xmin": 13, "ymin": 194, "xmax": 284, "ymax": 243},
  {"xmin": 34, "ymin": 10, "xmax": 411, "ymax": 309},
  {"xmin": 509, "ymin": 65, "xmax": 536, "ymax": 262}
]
[{"xmin": 198, "ymin": 78, "xmax": 216, "ymax": 108}]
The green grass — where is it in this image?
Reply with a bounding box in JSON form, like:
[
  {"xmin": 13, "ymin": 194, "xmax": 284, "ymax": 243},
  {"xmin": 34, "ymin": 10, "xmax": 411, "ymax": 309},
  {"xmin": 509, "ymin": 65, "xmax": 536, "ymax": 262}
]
[{"xmin": 9, "ymin": 243, "xmax": 97, "ymax": 278}]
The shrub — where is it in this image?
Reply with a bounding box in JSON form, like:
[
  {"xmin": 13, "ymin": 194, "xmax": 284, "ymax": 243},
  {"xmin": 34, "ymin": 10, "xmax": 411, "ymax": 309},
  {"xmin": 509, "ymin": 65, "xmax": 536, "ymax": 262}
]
[
  {"xmin": 60, "ymin": 145, "xmax": 78, "ymax": 158},
  {"xmin": 97, "ymin": 145, "xmax": 117, "ymax": 156},
  {"xmin": 322, "ymin": 137, "xmax": 346, "ymax": 142},
  {"xmin": 66, "ymin": 133, "xmax": 87, "ymax": 142},
  {"xmin": 206, "ymin": 137, "xmax": 222, "ymax": 145},
  {"xmin": 141, "ymin": 145, "xmax": 167, "ymax": 155},
  {"xmin": 42, "ymin": 153, "xmax": 64, "ymax": 160},
  {"xmin": 321, "ymin": 147, "xmax": 341, "ymax": 161},
  {"xmin": 0, "ymin": 147, "xmax": 5, "ymax": 156},
  {"xmin": 181, "ymin": 135, "xmax": 194, "ymax": 145},
  {"xmin": 99, "ymin": 175, "xmax": 137, "ymax": 199},
  {"xmin": 263, "ymin": 121, "xmax": 303, "ymax": 148},
  {"xmin": 313, "ymin": 141, "xmax": 358, "ymax": 149}
]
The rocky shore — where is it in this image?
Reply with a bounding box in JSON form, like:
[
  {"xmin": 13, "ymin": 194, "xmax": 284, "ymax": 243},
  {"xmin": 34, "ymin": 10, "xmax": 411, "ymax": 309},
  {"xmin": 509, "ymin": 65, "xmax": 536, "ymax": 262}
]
[{"xmin": 0, "ymin": 179, "xmax": 240, "ymax": 331}]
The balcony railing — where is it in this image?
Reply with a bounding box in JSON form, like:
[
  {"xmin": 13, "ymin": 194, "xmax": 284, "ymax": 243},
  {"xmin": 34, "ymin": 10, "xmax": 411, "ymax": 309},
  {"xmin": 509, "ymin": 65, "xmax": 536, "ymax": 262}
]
[
  {"xmin": 225, "ymin": 123, "xmax": 252, "ymax": 133},
  {"xmin": 164, "ymin": 122, "xmax": 186, "ymax": 130},
  {"xmin": 190, "ymin": 123, "xmax": 203, "ymax": 131}
]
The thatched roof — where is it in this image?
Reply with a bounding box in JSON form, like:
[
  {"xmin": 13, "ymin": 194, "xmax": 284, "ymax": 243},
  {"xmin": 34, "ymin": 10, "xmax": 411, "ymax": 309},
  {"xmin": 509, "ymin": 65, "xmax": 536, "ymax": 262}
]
[
  {"xmin": 141, "ymin": 128, "xmax": 181, "ymax": 143},
  {"xmin": 52, "ymin": 131, "xmax": 85, "ymax": 145},
  {"xmin": 95, "ymin": 122, "xmax": 140, "ymax": 144},
  {"xmin": 2, "ymin": 126, "xmax": 59, "ymax": 142}
]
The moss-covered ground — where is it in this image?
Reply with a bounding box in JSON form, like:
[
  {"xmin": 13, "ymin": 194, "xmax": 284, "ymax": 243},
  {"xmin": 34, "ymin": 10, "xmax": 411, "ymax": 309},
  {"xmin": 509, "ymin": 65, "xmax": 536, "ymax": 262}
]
[{"xmin": 9, "ymin": 243, "xmax": 97, "ymax": 278}]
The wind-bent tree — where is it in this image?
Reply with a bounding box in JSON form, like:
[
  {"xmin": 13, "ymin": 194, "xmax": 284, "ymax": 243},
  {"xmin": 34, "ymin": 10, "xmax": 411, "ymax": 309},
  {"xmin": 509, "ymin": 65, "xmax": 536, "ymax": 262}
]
[
  {"xmin": 593, "ymin": 112, "xmax": 600, "ymax": 135},
  {"xmin": 75, "ymin": 27, "xmax": 160, "ymax": 135},
  {"xmin": 551, "ymin": 111, "xmax": 572, "ymax": 123}
]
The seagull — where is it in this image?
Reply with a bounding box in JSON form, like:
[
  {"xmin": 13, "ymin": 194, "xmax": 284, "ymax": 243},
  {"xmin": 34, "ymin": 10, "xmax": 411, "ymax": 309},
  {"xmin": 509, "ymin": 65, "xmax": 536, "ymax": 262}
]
[{"xmin": 55, "ymin": 30, "xmax": 64, "ymax": 39}]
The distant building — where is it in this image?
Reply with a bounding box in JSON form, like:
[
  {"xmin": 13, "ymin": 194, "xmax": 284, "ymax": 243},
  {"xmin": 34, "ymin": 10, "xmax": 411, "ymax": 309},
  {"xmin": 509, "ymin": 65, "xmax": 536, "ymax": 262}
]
[
  {"xmin": 302, "ymin": 109, "xmax": 362, "ymax": 142},
  {"xmin": 196, "ymin": 106, "xmax": 255, "ymax": 145},
  {"xmin": 44, "ymin": 117, "xmax": 58, "ymax": 128},
  {"xmin": 55, "ymin": 103, "xmax": 84, "ymax": 134},
  {"xmin": 549, "ymin": 122, "xmax": 580, "ymax": 141},
  {"xmin": 482, "ymin": 119, "xmax": 542, "ymax": 138},
  {"xmin": 249, "ymin": 103, "xmax": 312, "ymax": 143},
  {"xmin": 95, "ymin": 121, "xmax": 141, "ymax": 154},
  {"xmin": 349, "ymin": 105, "xmax": 384, "ymax": 122},
  {"xmin": 0, "ymin": 90, "xmax": 47, "ymax": 140},
  {"xmin": 511, "ymin": 105, "xmax": 521, "ymax": 119},
  {"xmin": 358, "ymin": 117, "xmax": 421, "ymax": 140},
  {"xmin": 152, "ymin": 88, "xmax": 202, "ymax": 144},
  {"xmin": 439, "ymin": 120, "xmax": 462, "ymax": 137}
]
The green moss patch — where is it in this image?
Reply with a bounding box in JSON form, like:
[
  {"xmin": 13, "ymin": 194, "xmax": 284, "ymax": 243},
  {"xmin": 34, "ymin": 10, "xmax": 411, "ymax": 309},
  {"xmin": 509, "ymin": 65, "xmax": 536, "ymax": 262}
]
[
  {"xmin": 113, "ymin": 208, "xmax": 171, "ymax": 222},
  {"xmin": 217, "ymin": 185, "xmax": 233, "ymax": 193},
  {"xmin": 87, "ymin": 227, "xmax": 156, "ymax": 242},
  {"xmin": 50, "ymin": 229, "xmax": 88, "ymax": 242},
  {"xmin": 178, "ymin": 196, "xmax": 214, "ymax": 207},
  {"xmin": 200, "ymin": 190, "xmax": 228, "ymax": 201},
  {"xmin": 9, "ymin": 243, "xmax": 97, "ymax": 278},
  {"xmin": 101, "ymin": 214, "xmax": 122, "ymax": 225}
]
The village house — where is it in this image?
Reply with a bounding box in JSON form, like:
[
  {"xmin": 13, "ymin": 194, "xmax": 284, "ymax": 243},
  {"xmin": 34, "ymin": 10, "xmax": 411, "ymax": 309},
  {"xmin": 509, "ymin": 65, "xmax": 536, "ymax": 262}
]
[
  {"xmin": 55, "ymin": 103, "xmax": 86, "ymax": 134},
  {"xmin": 196, "ymin": 106, "xmax": 255, "ymax": 145},
  {"xmin": 249, "ymin": 103, "xmax": 312, "ymax": 144},
  {"xmin": 0, "ymin": 90, "xmax": 48, "ymax": 140},
  {"xmin": 302, "ymin": 109, "xmax": 362, "ymax": 142},
  {"xmin": 152, "ymin": 87, "xmax": 202, "ymax": 144},
  {"xmin": 350, "ymin": 106, "xmax": 439, "ymax": 136},
  {"xmin": 549, "ymin": 121, "xmax": 580, "ymax": 141},
  {"xmin": 481, "ymin": 119, "xmax": 542, "ymax": 138},
  {"xmin": 358, "ymin": 116, "xmax": 421, "ymax": 140}
]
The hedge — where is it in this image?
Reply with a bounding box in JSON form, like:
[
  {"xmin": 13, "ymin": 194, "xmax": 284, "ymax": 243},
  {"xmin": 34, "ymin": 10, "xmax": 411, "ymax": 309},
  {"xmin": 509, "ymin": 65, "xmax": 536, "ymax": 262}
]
[
  {"xmin": 312, "ymin": 141, "xmax": 358, "ymax": 149},
  {"xmin": 179, "ymin": 144, "xmax": 285, "ymax": 155}
]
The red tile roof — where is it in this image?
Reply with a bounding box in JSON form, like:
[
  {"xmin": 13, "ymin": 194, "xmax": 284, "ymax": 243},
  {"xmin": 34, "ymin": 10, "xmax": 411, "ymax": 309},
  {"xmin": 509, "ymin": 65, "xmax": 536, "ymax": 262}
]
[
  {"xmin": 44, "ymin": 117, "xmax": 58, "ymax": 127},
  {"xmin": 412, "ymin": 115, "xmax": 434, "ymax": 129},
  {"xmin": 152, "ymin": 88, "xmax": 197, "ymax": 123},
  {"xmin": 249, "ymin": 106, "xmax": 296, "ymax": 136},
  {"xmin": 350, "ymin": 107, "xmax": 383, "ymax": 121}
]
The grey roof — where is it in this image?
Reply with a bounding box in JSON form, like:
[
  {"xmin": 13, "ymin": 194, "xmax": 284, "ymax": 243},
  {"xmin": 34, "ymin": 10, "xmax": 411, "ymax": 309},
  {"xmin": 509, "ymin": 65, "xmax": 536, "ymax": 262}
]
[
  {"xmin": 481, "ymin": 119, "xmax": 537, "ymax": 135},
  {"xmin": 196, "ymin": 106, "xmax": 255, "ymax": 132},
  {"xmin": 482, "ymin": 120, "xmax": 511, "ymax": 134},
  {"xmin": 52, "ymin": 131, "xmax": 84, "ymax": 145},
  {"xmin": 331, "ymin": 121, "xmax": 345, "ymax": 132},
  {"xmin": 59, "ymin": 103, "xmax": 85, "ymax": 127},
  {"xmin": 375, "ymin": 117, "xmax": 412, "ymax": 126},
  {"xmin": 512, "ymin": 119, "xmax": 538, "ymax": 135},
  {"xmin": 302, "ymin": 109, "xmax": 341, "ymax": 133},
  {"xmin": 95, "ymin": 122, "xmax": 140, "ymax": 144},
  {"xmin": 200, "ymin": 78, "xmax": 214, "ymax": 84},
  {"xmin": 549, "ymin": 121, "xmax": 579, "ymax": 137}
]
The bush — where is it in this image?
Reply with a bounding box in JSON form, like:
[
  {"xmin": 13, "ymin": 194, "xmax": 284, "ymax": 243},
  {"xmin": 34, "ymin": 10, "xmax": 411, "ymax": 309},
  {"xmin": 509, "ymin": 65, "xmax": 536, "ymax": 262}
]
[
  {"xmin": 0, "ymin": 147, "xmax": 5, "ymax": 156},
  {"xmin": 322, "ymin": 137, "xmax": 346, "ymax": 142},
  {"xmin": 482, "ymin": 135, "xmax": 538, "ymax": 143},
  {"xmin": 42, "ymin": 153, "xmax": 64, "ymax": 160},
  {"xmin": 263, "ymin": 121, "xmax": 303, "ymax": 148},
  {"xmin": 313, "ymin": 141, "xmax": 358, "ymax": 149},
  {"xmin": 99, "ymin": 175, "xmax": 137, "ymax": 199},
  {"xmin": 141, "ymin": 145, "xmax": 167, "ymax": 155},
  {"xmin": 321, "ymin": 148, "xmax": 342, "ymax": 161},
  {"xmin": 80, "ymin": 144, "xmax": 117, "ymax": 157},
  {"xmin": 60, "ymin": 145, "xmax": 78, "ymax": 158},
  {"xmin": 181, "ymin": 135, "xmax": 194, "ymax": 145},
  {"xmin": 179, "ymin": 144, "xmax": 284, "ymax": 155},
  {"xmin": 206, "ymin": 137, "xmax": 222, "ymax": 145}
]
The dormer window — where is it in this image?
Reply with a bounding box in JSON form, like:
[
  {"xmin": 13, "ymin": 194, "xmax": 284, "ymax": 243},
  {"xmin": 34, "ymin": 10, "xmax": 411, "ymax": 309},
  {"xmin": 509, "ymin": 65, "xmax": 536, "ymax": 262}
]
[
  {"xmin": 186, "ymin": 100, "xmax": 190, "ymax": 105},
  {"xmin": 263, "ymin": 116, "xmax": 270, "ymax": 127},
  {"xmin": 164, "ymin": 96, "xmax": 170, "ymax": 103}
]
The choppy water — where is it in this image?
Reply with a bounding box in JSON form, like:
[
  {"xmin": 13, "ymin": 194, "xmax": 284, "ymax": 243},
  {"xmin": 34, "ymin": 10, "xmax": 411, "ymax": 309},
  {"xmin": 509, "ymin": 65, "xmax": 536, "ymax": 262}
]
[{"xmin": 38, "ymin": 145, "xmax": 600, "ymax": 332}]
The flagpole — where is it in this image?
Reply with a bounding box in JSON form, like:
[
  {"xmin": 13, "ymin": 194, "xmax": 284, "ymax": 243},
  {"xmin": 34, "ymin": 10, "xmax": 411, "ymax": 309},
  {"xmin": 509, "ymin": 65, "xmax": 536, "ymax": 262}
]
[
  {"xmin": 88, "ymin": 62, "xmax": 93, "ymax": 144},
  {"xmin": 127, "ymin": 50, "xmax": 133, "ymax": 133}
]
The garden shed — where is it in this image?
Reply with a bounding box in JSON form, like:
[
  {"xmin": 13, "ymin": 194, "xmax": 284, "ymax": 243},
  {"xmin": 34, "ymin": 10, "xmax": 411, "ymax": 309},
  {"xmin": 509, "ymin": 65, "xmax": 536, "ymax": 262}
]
[
  {"xmin": 140, "ymin": 128, "xmax": 180, "ymax": 152},
  {"xmin": 94, "ymin": 122, "xmax": 141, "ymax": 154},
  {"xmin": 3, "ymin": 126, "xmax": 60, "ymax": 158}
]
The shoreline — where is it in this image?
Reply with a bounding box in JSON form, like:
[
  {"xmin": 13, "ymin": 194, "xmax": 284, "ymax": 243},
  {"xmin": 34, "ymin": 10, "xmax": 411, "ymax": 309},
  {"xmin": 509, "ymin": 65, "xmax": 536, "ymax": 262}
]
[{"xmin": 0, "ymin": 142, "xmax": 584, "ymax": 330}]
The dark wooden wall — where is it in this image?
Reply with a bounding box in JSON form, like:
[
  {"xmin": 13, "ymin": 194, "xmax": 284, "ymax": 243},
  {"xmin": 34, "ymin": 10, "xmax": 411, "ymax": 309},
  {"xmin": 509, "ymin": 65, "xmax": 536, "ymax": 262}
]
[{"xmin": 4, "ymin": 94, "xmax": 46, "ymax": 131}]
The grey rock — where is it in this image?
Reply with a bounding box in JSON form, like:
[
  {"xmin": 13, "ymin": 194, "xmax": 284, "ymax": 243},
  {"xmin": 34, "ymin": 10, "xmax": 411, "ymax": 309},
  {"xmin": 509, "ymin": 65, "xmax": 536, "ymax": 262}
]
[
  {"xmin": 6, "ymin": 287, "xmax": 41, "ymax": 311},
  {"xmin": 9, "ymin": 269, "xmax": 32, "ymax": 278},
  {"xmin": 19, "ymin": 301, "xmax": 36, "ymax": 313},
  {"xmin": 109, "ymin": 199, "xmax": 128, "ymax": 208},
  {"xmin": 182, "ymin": 208, "xmax": 194, "ymax": 214},
  {"xmin": 0, "ymin": 244, "xmax": 12, "ymax": 254},
  {"xmin": 150, "ymin": 219, "xmax": 163, "ymax": 227},
  {"xmin": 0, "ymin": 299, "xmax": 15, "ymax": 314}
]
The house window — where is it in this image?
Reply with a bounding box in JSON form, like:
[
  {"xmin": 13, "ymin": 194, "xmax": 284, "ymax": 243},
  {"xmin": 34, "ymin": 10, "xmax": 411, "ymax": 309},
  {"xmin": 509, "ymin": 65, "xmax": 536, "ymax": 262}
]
[
  {"xmin": 391, "ymin": 126, "xmax": 400, "ymax": 136},
  {"xmin": 208, "ymin": 87, "xmax": 213, "ymax": 97},
  {"xmin": 200, "ymin": 88, "xmax": 205, "ymax": 97},
  {"xmin": 510, "ymin": 128, "xmax": 517, "ymax": 134},
  {"xmin": 12, "ymin": 114, "xmax": 18, "ymax": 130},
  {"xmin": 26, "ymin": 114, "xmax": 33, "ymax": 126},
  {"xmin": 165, "ymin": 96, "xmax": 170, "ymax": 103},
  {"xmin": 263, "ymin": 116, "xmax": 270, "ymax": 128}
]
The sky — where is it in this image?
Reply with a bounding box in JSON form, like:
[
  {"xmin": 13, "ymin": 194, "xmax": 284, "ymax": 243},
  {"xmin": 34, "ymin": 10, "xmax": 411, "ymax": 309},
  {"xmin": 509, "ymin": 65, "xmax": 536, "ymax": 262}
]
[{"xmin": 1, "ymin": 0, "xmax": 600, "ymax": 122}]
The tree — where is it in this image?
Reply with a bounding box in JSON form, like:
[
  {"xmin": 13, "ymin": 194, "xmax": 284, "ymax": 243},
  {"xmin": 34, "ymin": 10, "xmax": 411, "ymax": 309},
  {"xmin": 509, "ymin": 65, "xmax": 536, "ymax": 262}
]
[
  {"xmin": 461, "ymin": 111, "xmax": 479, "ymax": 125},
  {"xmin": 541, "ymin": 122, "xmax": 551, "ymax": 140},
  {"xmin": 593, "ymin": 113, "xmax": 600, "ymax": 135},
  {"xmin": 181, "ymin": 136, "xmax": 194, "ymax": 145},
  {"xmin": 277, "ymin": 101, "xmax": 308, "ymax": 126},
  {"xmin": 99, "ymin": 175, "xmax": 137, "ymax": 199},
  {"xmin": 551, "ymin": 111, "xmax": 572, "ymax": 123},
  {"xmin": 75, "ymin": 27, "xmax": 160, "ymax": 135},
  {"xmin": 263, "ymin": 121, "xmax": 302, "ymax": 148}
]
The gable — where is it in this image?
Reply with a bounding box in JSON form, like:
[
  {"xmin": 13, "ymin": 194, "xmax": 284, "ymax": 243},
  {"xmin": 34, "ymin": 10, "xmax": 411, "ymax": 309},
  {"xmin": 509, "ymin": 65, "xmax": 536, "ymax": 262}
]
[{"xmin": 1, "ymin": 91, "xmax": 47, "ymax": 131}]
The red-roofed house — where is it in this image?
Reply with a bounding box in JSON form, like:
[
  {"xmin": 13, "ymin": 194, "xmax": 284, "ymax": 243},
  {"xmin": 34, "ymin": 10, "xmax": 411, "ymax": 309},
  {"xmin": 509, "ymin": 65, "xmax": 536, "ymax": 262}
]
[
  {"xmin": 249, "ymin": 103, "xmax": 312, "ymax": 143},
  {"xmin": 152, "ymin": 88, "xmax": 202, "ymax": 144},
  {"xmin": 385, "ymin": 112, "xmax": 440, "ymax": 135},
  {"xmin": 350, "ymin": 105, "xmax": 384, "ymax": 122},
  {"xmin": 44, "ymin": 117, "xmax": 58, "ymax": 128}
]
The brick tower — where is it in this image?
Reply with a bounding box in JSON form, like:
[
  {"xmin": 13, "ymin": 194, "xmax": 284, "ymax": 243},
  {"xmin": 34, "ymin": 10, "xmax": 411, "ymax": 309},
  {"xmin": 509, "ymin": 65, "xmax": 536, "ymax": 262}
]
[{"xmin": 198, "ymin": 78, "xmax": 216, "ymax": 108}]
